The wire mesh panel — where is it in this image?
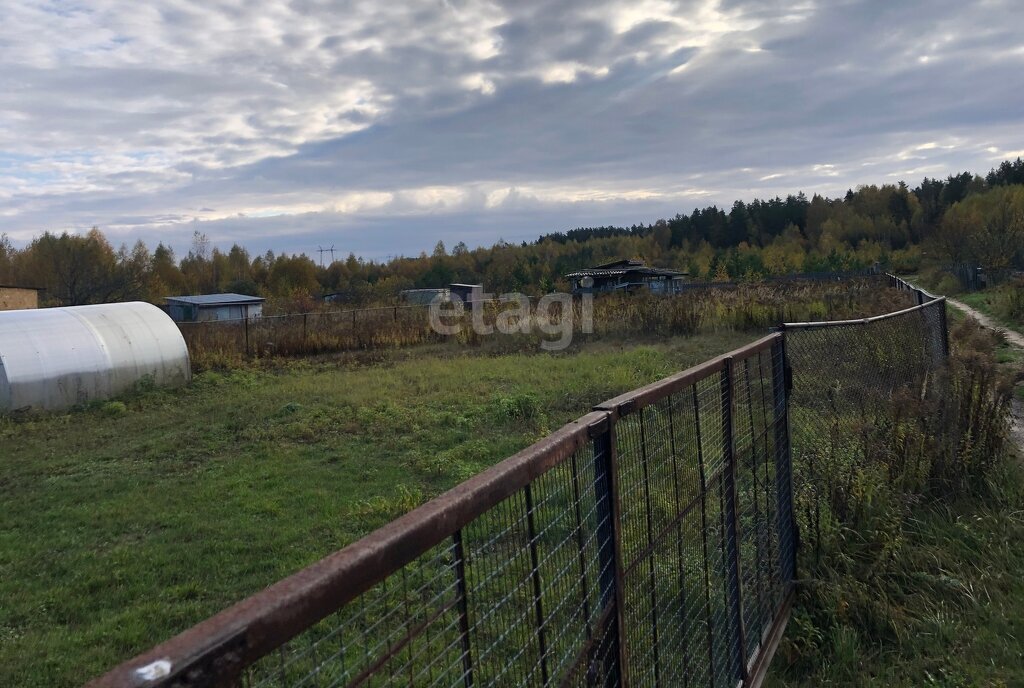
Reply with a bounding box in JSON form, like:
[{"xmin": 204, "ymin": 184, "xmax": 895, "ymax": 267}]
[
  {"xmin": 595, "ymin": 335, "xmax": 796, "ymax": 688},
  {"xmin": 88, "ymin": 336, "xmax": 798, "ymax": 688}
]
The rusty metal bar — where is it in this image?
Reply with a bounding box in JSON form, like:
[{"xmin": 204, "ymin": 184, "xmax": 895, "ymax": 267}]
[
  {"xmin": 88, "ymin": 329, "xmax": 807, "ymax": 688},
  {"xmin": 743, "ymin": 591, "xmax": 795, "ymax": 688},
  {"xmin": 87, "ymin": 412, "xmax": 606, "ymax": 688},
  {"xmin": 561, "ymin": 600, "xmax": 616, "ymax": 687},
  {"xmin": 596, "ymin": 335, "xmax": 779, "ymax": 419}
]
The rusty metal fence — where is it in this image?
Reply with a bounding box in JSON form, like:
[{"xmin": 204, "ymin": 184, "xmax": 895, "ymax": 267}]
[
  {"xmin": 86, "ymin": 274, "xmax": 948, "ymax": 688},
  {"xmin": 89, "ymin": 334, "xmax": 796, "ymax": 688}
]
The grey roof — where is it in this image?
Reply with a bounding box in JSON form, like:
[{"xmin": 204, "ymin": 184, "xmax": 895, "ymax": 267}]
[
  {"xmin": 565, "ymin": 266, "xmax": 686, "ymax": 279},
  {"xmin": 165, "ymin": 293, "xmax": 265, "ymax": 306},
  {"xmin": 595, "ymin": 259, "xmax": 645, "ymax": 269}
]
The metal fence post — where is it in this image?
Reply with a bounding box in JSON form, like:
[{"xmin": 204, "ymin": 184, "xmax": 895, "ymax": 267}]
[
  {"xmin": 589, "ymin": 414, "xmax": 629, "ymax": 687},
  {"xmin": 721, "ymin": 357, "xmax": 748, "ymax": 682},
  {"xmin": 244, "ymin": 316, "xmax": 250, "ymax": 357},
  {"xmin": 938, "ymin": 298, "xmax": 950, "ymax": 358},
  {"xmin": 525, "ymin": 484, "xmax": 550, "ymax": 685},
  {"xmin": 771, "ymin": 333, "xmax": 798, "ymax": 585},
  {"xmin": 452, "ymin": 530, "xmax": 474, "ymax": 688}
]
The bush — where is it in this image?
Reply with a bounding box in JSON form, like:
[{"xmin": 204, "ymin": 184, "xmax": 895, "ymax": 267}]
[
  {"xmin": 994, "ymin": 278, "xmax": 1024, "ymax": 325},
  {"xmin": 100, "ymin": 401, "xmax": 128, "ymax": 417},
  {"xmin": 934, "ymin": 272, "xmax": 962, "ymax": 296}
]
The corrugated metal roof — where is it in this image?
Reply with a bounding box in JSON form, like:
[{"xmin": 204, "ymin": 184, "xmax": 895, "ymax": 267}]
[
  {"xmin": 165, "ymin": 293, "xmax": 265, "ymax": 306},
  {"xmin": 565, "ymin": 266, "xmax": 685, "ymax": 279}
]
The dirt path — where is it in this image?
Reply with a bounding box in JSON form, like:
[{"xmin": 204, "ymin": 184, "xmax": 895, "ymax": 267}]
[
  {"xmin": 945, "ymin": 296, "xmax": 1024, "ymax": 348},
  {"xmin": 931, "ymin": 291, "xmax": 1024, "ymax": 447}
]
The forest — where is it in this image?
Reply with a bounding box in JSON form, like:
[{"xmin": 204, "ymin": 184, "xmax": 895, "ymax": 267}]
[{"xmin": 1, "ymin": 157, "xmax": 1023, "ymax": 309}]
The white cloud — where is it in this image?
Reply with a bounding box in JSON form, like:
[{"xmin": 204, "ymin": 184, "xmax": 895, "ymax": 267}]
[{"xmin": 1, "ymin": 0, "xmax": 1023, "ymax": 256}]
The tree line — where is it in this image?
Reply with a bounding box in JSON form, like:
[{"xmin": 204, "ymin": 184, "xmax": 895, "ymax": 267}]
[{"xmin": 1, "ymin": 158, "xmax": 1022, "ymax": 308}]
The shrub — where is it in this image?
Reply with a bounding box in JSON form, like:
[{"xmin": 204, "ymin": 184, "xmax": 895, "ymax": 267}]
[
  {"xmin": 100, "ymin": 401, "xmax": 128, "ymax": 417},
  {"xmin": 994, "ymin": 278, "xmax": 1024, "ymax": 325},
  {"xmin": 934, "ymin": 272, "xmax": 962, "ymax": 296}
]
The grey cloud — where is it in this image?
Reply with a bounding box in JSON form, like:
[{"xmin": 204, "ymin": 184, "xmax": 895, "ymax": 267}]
[{"xmin": 1, "ymin": 0, "xmax": 1023, "ymax": 257}]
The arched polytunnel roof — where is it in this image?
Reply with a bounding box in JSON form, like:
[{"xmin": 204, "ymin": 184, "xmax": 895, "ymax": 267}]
[{"xmin": 0, "ymin": 302, "xmax": 191, "ymax": 412}]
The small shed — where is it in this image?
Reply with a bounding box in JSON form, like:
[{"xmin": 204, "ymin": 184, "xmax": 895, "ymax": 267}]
[
  {"xmin": 0, "ymin": 284, "xmax": 43, "ymax": 311},
  {"xmin": 565, "ymin": 260, "xmax": 686, "ymax": 294},
  {"xmin": 400, "ymin": 288, "xmax": 450, "ymax": 305},
  {"xmin": 0, "ymin": 302, "xmax": 191, "ymax": 412},
  {"xmin": 449, "ymin": 283, "xmax": 483, "ymax": 304},
  {"xmin": 165, "ymin": 293, "xmax": 264, "ymax": 322}
]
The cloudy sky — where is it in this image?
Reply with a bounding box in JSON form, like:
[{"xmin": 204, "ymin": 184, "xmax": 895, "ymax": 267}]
[{"xmin": 1, "ymin": 0, "xmax": 1023, "ymax": 259}]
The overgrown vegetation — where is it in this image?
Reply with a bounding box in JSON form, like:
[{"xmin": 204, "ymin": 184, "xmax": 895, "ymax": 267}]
[
  {"xmin": 184, "ymin": 278, "xmax": 911, "ymax": 369},
  {"xmin": 773, "ymin": 318, "xmax": 1018, "ymax": 686}
]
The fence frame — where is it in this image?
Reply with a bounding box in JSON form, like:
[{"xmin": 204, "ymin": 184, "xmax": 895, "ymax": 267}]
[
  {"xmin": 84, "ymin": 272, "xmax": 948, "ymax": 688},
  {"xmin": 87, "ymin": 333, "xmax": 796, "ymax": 688}
]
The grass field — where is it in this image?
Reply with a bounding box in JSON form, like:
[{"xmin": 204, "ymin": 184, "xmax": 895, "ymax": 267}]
[
  {"xmin": 1, "ymin": 332, "xmax": 753, "ymax": 687},
  {"xmin": 770, "ymin": 460, "xmax": 1024, "ymax": 688}
]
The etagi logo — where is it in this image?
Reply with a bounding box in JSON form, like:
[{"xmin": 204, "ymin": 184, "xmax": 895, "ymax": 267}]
[{"xmin": 428, "ymin": 292, "xmax": 594, "ymax": 351}]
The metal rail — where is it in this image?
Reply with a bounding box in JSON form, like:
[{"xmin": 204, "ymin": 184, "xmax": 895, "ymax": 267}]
[{"xmin": 88, "ymin": 335, "xmax": 797, "ymax": 688}]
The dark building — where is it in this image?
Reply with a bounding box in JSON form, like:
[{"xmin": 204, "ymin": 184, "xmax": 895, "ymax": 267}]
[
  {"xmin": 165, "ymin": 293, "xmax": 265, "ymax": 322},
  {"xmin": 565, "ymin": 259, "xmax": 686, "ymax": 294},
  {"xmin": 449, "ymin": 283, "xmax": 484, "ymax": 304}
]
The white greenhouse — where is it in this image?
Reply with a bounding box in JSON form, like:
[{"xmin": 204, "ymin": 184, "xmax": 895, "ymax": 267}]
[{"xmin": 0, "ymin": 302, "xmax": 191, "ymax": 412}]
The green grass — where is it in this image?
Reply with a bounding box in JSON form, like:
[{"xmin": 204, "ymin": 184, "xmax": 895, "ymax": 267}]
[
  {"xmin": 770, "ymin": 460, "xmax": 1024, "ymax": 687},
  {"xmin": 955, "ymin": 289, "xmax": 1024, "ymax": 337},
  {"xmin": 0, "ymin": 332, "xmax": 752, "ymax": 687}
]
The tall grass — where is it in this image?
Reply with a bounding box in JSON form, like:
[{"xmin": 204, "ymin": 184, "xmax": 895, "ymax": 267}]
[
  {"xmin": 776, "ymin": 318, "xmax": 1015, "ymax": 683},
  {"xmin": 182, "ymin": 278, "xmax": 912, "ymax": 370}
]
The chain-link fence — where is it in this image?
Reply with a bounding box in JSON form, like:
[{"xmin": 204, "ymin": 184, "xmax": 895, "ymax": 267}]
[
  {"xmin": 89, "ymin": 335, "xmax": 796, "ymax": 688},
  {"xmin": 783, "ymin": 276, "xmax": 948, "ymax": 564}
]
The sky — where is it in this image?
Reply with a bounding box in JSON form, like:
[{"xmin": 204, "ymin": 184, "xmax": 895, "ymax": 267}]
[{"xmin": 1, "ymin": 0, "xmax": 1023, "ymax": 261}]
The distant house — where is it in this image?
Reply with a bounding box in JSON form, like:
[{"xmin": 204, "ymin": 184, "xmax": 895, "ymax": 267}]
[
  {"xmin": 449, "ymin": 283, "xmax": 484, "ymax": 304},
  {"xmin": 165, "ymin": 293, "xmax": 265, "ymax": 322},
  {"xmin": 565, "ymin": 260, "xmax": 687, "ymax": 295},
  {"xmin": 0, "ymin": 284, "xmax": 43, "ymax": 311},
  {"xmin": 400, "ymin": 288, "xmax": 450, "ymax": 305}
]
